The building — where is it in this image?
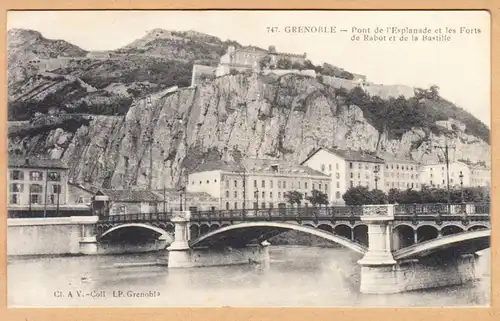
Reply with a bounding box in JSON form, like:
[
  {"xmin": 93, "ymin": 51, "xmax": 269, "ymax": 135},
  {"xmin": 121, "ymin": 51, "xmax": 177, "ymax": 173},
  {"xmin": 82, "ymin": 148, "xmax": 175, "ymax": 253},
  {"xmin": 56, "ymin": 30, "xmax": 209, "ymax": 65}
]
[
  {"xmin": 187, "ymin": 158, "xmax": 330, "ymax": 210},
  {"xmin": 215, "ymin": 45, "xmax": 307, "ymax": 77},
  {"xmin": 151, "ymin": 189, "xmax": 220, "ymax": 212},
  {"xmin": 419, "ymin": 162, "xmax": 471, "ymax": 189},
  {"xmin": 92, "ymin": 189, "xmax": 163, "ymax": 216},
  {"xmin": 301, "ymin": 148, "xmax": 385, "ymax": 204},
  {"xmin": 86, "ymin": 51, "xmax": 111, "ymax": 59},
  {"xmin": 377, "ymin": 154, "xmax": 421, "ymax": 191},
  {"xmin": 469, "ymin": 166, "xmax": 491, "ymax": 187},
  {"xmin": 7, "ymin": 156, "xmax": 90, "ymax": 217},
  {"xmin": 8, "ymin": 157, "xmax": 69, "ymax": 207},
  {"xmin": 419, "ymin": 162, "xmax": 491, "ymax": 189}
]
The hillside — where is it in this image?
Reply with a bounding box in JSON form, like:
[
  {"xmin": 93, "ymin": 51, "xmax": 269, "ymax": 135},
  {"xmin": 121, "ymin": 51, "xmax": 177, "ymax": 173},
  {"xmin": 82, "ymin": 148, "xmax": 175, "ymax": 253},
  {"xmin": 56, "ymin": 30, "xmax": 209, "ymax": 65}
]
[{"xmin": 8, "ymin": 73, "xmax": 490, "ymax": 190}]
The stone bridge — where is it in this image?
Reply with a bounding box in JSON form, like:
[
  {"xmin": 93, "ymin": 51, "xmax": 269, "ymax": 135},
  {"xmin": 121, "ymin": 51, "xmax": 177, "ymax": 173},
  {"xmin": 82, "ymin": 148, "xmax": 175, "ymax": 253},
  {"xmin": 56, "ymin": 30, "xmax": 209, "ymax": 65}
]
[{"xmin": 90, "ymin": 203, "xmax": 490, "ymax": 294}]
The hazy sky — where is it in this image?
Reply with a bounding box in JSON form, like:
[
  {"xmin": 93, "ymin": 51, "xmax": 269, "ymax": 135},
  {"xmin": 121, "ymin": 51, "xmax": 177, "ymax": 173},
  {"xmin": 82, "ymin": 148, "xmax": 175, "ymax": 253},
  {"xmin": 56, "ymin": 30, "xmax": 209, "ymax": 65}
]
[{"xmin": 8, "ymin": 10, "xmax": 491, "ymax": 126}]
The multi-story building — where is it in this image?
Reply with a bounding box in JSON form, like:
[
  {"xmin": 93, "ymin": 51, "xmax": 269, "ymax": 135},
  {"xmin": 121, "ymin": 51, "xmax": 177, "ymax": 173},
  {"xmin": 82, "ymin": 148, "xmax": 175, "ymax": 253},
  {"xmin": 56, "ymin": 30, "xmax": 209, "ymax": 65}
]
[
  {"xmin": 8, "ymin": 156, "xmax": 69, "ymax": 207},
  {"xmin": 187, "ymin": 159, "xmax": 330, "ymax": 210},
  {"xmin": 7, "ymin": 156, "xmax": 91, "ymax": 217},
  {"xmin": 301, "ymin": 148, "xmax": 385, "ymax": 204},
  {"xmin": 419, "ymin": 162, "xmax": 471, "ymax": 189},
  {"xmin": 378, "ymin": 155, "xmax": 421, "ymax": 191},
  {"xmin": 469, "ymin": 166, "xmax": 491, "ymax": 187}
]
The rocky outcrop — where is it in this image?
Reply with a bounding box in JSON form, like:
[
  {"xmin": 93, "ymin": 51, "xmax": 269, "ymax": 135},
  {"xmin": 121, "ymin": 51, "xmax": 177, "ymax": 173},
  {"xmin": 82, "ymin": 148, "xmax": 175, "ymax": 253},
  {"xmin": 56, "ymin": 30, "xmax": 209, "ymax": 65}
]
[{"xmin": 8, "ymin": 73, "xmax": 490, "ymax": 190}]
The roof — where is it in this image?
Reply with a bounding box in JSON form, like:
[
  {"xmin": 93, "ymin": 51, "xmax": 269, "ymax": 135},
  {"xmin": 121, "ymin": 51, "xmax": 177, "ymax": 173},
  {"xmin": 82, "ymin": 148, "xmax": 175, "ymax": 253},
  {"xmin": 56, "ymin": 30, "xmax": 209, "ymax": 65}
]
[
  {"xmin": 237, "ymin": 46, "xmax": 268, "ymax": 53},
  {"xmin": 191, "ymin": 160, "xmax": 243, "ymax": 174},
  {"xmin": 98, "ymin": 189, "xmax": 162, "ymax": 202},
  {"xmin": 8, "ymin": 156, "xmax": 68, "ymax": 169},
  {"xmin": 68, "ymin": 182, "xmax": 101, "ymax": 194},
  {"xmin": 301, "ymin": 147, "xmax": 384, "ymax": 164},
  {"xmin": 376, "ymin": 152, "xmax": 419, "ymax": 165},
  {"xmin": 151, "ymin": 189, "xmax": 218, "ymax": 200},
  {"xmin": 191, "ymin": 158, "xmax": 328, "ymax": 177},
  {"xmin": 240, "ymin": 158, "xmax": 327, "ymax": 177}
]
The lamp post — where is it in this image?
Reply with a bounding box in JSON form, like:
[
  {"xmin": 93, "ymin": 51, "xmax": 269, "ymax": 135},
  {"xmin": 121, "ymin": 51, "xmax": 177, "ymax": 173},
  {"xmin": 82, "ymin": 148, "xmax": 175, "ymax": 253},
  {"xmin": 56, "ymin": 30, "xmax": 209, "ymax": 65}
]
[
  {"xmin": 179, "ymin": 187, "xmax": 185, "ymax": 211},
  {"xmin": 374, "ymin": 165, "xmax": 380, "ymax": 190},
  {"xmin": 459, "ymin": 171, "xmax": 464, "ymax": 203}
]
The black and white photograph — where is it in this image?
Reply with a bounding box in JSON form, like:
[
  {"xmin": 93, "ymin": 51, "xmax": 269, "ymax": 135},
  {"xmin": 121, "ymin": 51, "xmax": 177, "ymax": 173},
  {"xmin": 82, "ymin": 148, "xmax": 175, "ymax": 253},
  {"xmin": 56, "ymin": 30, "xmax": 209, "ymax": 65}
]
[{"xmin": 6, "ymin": 10, "xmax": 491, "ymax": 307}]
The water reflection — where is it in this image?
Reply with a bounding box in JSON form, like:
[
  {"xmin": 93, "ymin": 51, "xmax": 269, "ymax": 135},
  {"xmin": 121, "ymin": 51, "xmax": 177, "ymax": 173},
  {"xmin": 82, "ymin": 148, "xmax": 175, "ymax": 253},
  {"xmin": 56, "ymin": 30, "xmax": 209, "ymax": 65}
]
[{"xmin": 8, "ymin": 246, "xmax": 489, "ymax": 307}]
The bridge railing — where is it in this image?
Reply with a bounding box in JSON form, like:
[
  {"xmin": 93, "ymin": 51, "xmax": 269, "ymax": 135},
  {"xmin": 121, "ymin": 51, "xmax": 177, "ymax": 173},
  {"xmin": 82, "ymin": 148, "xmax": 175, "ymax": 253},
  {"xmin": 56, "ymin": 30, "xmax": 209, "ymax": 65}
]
[
  {"xmin": 394, "ymin": 203, "xmax": 490, "ymax": 217},
  {"xmin": 99, "ymin": 212, "xmax": 174, "ymax": 223}
]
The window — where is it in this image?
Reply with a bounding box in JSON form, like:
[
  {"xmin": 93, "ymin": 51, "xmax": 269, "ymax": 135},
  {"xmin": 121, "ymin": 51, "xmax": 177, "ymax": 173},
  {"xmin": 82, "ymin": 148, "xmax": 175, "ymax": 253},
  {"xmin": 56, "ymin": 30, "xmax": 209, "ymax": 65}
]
[
  {"xmin": 200, "ymin": 181, "xmax": 202, "ymax": 184},
  {"xmin": 226, "ymin": 191, "xmax": 230, "ymax": 197},
  {"xmin": 321, "ymin": 164, "xmax": 325, "ymax": 171},
  {"xmin": 192, "ymin": 181, "xmax": 194, "ymax": 184},
  {"xmin": 312, "ymin": 183, "xmax": 315, "ymax": 190},
  {"xmin": 411, "ymin": 183, "xmax": 414, "ymax": 188},
  {"xmin": 357, "ymin": 173, "xmax": 360, "ymax": 179},
  {"xmin": 442, "ymin": 179, "xmax": 445, "ymax": 184},
  {"xmin": 305, "ymin": 182, "xmax": 308, "ymax": 189},
  {"xmin": 254, "ymin": 202, "xmax": 258, "ymax": 209},
  {"xmin": 358, "ymin": 163, "xmax": 362, "ymax": 169},
  {"xmin": 336, "ymin": 172, "xmax": 340, "ymax": 179},
  {"xmin": 269, "ymin": 203, "xmax": 274, "ymax": 209},
  {"xmin": 329, "ymin": 164, "xmax": 332, "ymax": 171},
  {"xmin": 283, "ymin": 181, "xmax": 286, "ymax": 189},
  {"xmin": 336, "ymin": 163, "xmax": 339, "ymax": 170},
  {"xmin": 49, "ymin": 195, "xmax": 56, "ymax": 204},
  {"xmin": 298, "ymin": 182, "xmax": 301, "ymax": 189},
  {"xmin": 254, "ymin": 180, "xmax": 257, "ymax": 188},
  {"xmin": 270, "ymin": 180, "xmax": 273, "ymax": 188},
  {"xmin": 278, "ymin": 192, "xmax": 281, "ymax": 199},
  {"xmin": 325, "ymin": 184, "xmax": 328, "ymax": 192},
  {"xmin": 30, "ymin": 194, "xmax": 40, "ymax": 204},
  {"xmin": 350, "ymin": 173, "xmax": 353, "ymax": 178},
  {"xmin": 270, "ymin": 192, "xmax": 273, "ymax": 198},
  {"xmin": 10, "ymin": 170, "xmax": 24, "ymax": 180},
  {"xmin": 234, "ymin": 180, "xmax": 237, "ymax": 188},
  {"xmin": 52, "ymin": 184, "xmax": 61, "ymax": 194},
  {"xmin": 234, "ymin": 191, "xmax": 238, "ymax": 198},
  {"xmin": 349, "ymin": 162, "xmax": 353, "ymax": 169},
  {"xmin": 278, "ymin": 181, "xmax": 281, "ymax": 188},
  {"xmin": 386, "ymin": 165, "xmax": 388, "ymax": 169},
  {"xmin": 9, "ymin": 194, "xmax": 19, "ymax": 204},
  {"xmin": 214, "ymin": 179, "xmax": 217, "ymax": 183},
  {"xmin": 319, "ymin": 183, "xmax": 322, "ymax": 190},
  {"xmin": 10, "ymin": 183, "xmax": 23, "ymax": 192},
  {"xmin": 262, "ymin": 180, "xmax": 265, "ymax": 188},
  {"xmin": 206, "ymin": 180, "xmax": 209, "ymax": 184},
  {"xmin": 234, "ymin": 202, "xmax": 238, "ymax": 209},
  {"xmin": 336, "ymin": 191, "xmax": 341, "ymax": 199},
  {"xmin": 30, "ymin": 184, "xmax": 43, "ymax": 193},
  {"xmin": 261, "ymin": 202, "xmax": 266, "ymax": 209},
  {"xmin": 305, "ymin": 192, "xmax": 308, "ymax": 197},
  {"xmin": 30, "ymin": 171, "xmax": 43, "ymax": 181},
  {"xmin": 226, "ymin": 202, "xmax": 230, "ymax": 210},
  {"xmin": 350, "ymin": 181, "xmax": 354, "ymax": 187},
  {"xmin": 262, "ymin": 191, "xmax": 265, "ymax": 198},
  {"xmin": 337, "ymin": 182, "xmax": 340, "ymax": 188}
]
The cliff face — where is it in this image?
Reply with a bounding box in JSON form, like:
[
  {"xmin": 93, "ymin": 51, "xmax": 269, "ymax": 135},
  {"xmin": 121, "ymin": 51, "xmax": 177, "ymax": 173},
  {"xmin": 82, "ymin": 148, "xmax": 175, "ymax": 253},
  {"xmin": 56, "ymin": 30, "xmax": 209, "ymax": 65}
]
[{"xmin": 8, "ymin": 73, "xmax": 490, "ymax": 190}]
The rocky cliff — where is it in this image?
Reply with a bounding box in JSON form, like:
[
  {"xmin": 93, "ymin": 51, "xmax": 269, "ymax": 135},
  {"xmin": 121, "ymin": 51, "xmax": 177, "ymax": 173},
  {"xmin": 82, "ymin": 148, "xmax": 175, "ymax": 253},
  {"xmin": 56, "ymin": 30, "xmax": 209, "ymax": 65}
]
[{"xmin": 8, "ymin": 73, "xmax": 491, "ymax": 190}]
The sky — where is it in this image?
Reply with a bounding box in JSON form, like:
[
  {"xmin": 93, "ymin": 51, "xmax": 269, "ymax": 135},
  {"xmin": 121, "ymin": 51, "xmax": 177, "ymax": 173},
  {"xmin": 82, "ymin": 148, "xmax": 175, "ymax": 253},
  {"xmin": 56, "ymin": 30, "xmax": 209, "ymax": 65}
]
[{"xmin": 7, "ymin": 10, "xmax": 491, "ymax": 126}]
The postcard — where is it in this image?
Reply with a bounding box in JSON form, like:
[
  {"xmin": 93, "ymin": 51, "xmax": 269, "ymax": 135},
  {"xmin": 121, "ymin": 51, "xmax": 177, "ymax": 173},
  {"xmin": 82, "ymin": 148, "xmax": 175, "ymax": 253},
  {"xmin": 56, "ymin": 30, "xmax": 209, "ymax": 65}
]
[{"xmin": 5, "ymin": 10, "xmax": 491, "ymax": 307}]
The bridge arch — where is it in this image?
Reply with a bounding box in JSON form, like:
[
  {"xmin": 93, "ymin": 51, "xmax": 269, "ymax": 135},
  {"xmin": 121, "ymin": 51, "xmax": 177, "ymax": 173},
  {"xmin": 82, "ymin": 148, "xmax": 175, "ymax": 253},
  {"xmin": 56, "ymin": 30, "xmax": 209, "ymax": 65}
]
[
  {"xmin": 393, "ymin": 229, "xmax": 490, "ymax": 260},
  {"xmin": 189, "ymin": 221, "xmax": 367, "ymax": 254},
  {"xmin": 440, "ymin": 224, "xmax": 465, "ymax": 236},
  {"xmin": 200, "ymin": 224, "xmax": 210, "ymax": 236},
  {"xmin": 317, "ymin": 224, "xmax": 334, "ymax": 233},
  {"xmin": 353, "ymin": 224, "xmax": 368, "ymax": 246},
  {"xmin": 334, "ymin": 224, "xmax": 352, "ymax": 240},
  {"xmin": 99, "ymin": 223, "xmax": 171, "ymax": 242},
  {"xmin": 392, "ymin": 224, "xmax": 416, "ymax": 250},
  {"xmin": 467, "ymin": 224, "xmax": 488, "ymax": 232},
  {"xmin": 416, "ymin": 225, "xmax": 439, "ymax": 242}
]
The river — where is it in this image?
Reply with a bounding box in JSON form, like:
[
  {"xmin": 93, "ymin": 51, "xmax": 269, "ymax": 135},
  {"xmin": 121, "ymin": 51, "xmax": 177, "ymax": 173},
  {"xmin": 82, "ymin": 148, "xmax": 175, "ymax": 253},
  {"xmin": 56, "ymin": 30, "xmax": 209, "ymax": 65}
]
[{"xmin": 7, "ymin": 246, "xmax": 490, "ymax": 307}]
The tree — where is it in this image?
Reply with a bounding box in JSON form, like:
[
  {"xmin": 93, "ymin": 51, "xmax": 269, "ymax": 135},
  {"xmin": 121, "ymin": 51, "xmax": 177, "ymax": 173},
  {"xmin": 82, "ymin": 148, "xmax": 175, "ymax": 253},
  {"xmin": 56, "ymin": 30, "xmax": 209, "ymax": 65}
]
[
  {"xmin": 369, "ymin": 189, "xmax": 388, "ymax": 204},
  {"xmin": 387, "ymin": 188, "xmax": 400, "ymax": 204},
  {"xmin": 268, "ymin": 45, "xmax": 277, "ymax": 53},
  {"xmin": 259, "ymin": 55, "xmax": 272, "ymax": 70},
  {"xmin": 284, "ymin": 190, "xmax": 303, "ymax": 207},
  {"xmin": 306, "ymin": 189, "xmax": 329, "ymax": 207},
  {"xmin": 277, "ymin": 58, "xmax": 293, "ymax": 69}
]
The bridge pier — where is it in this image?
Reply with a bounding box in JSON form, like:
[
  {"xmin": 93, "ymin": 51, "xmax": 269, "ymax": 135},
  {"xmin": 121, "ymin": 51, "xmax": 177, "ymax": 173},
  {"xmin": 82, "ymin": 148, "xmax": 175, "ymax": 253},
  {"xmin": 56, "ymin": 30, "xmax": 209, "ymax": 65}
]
[
  {"xmin": 357, "ymin": 205, "xmax": 399, "ymax": 294},
  {"xmin": 79, "ymin": 223, "xmax": 98, "ymax": 255},
  {"xmin": 166, "ymin": 211, "xmax": 270, "ymax": 268}
]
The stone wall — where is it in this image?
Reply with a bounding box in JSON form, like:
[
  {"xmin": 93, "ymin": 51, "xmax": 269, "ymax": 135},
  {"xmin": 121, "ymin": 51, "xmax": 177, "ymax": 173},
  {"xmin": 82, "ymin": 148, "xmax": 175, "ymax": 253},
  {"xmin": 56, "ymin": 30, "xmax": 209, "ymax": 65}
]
[{"xmin": 7, "ymin": 216, "xmax": 97, "ymax": 255}]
